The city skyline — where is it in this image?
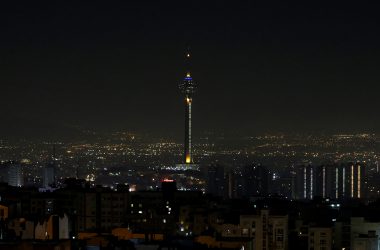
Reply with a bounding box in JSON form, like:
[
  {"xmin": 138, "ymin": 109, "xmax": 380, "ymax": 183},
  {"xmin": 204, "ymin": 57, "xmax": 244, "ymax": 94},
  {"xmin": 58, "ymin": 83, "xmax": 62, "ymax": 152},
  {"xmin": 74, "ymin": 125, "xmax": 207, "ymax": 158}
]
[
  {"xmin": 1, "ymin": 2, "xmax": 380, "ymax": 140},
  {"xmin": 1, "ymin": 2, "xmax": 380, "ymax": 249}
]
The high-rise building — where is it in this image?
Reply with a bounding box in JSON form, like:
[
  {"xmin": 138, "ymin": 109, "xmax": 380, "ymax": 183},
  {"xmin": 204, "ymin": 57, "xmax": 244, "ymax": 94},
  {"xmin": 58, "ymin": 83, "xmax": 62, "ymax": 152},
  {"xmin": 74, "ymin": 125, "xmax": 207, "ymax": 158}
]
[
  {"xmin": 43, "ymin": 162, "xmax": 55, "ymax": 188},
  {"xmin": 271, "ymin": 176, "xmax": 293, "ymax": 199},
  {"xmin": 315, "ymin": 163, "xmax": 354, "ymax": 200},
  {"xmin": 294, "ymin": 164, "xmax": 315, "ymax": 200},
  {"xmin": 8, "ymin": 163, "xmax": 23, "ymax": 187},
  {"xmin": 296, "ymin": 163, "xmax": 366, "ymax": 200},
  {"xmin": 240, "ymin": 210, "xmax": 288, "ymax": 250},
  {"xmin": 308, "ymin": 227, "xmax": 333, "ymax": 250},
  {"xmin": 207, "ymin": 165, "xmax": 225, "ymax": 197},
  {"xmin": 346, "ymin": 162, "xmax": 365, "ymax": 199},
  {"xmin": 179, "ymin": 50, "xmax": 196, "ymax": 165},
  {"xmin": 243, "ymin": 164, "xmax": 269, "ymax": 197},
  {"xmin": 226, "ymin": 170, "xmax": 237, "ymax": 199},
  {"xmin": 316, "ymin": 164, "xmax": 337, "ymax": 199},
  {"xmin": 43, "ymin": 147, "xmax": 56, "ymax": 188}
]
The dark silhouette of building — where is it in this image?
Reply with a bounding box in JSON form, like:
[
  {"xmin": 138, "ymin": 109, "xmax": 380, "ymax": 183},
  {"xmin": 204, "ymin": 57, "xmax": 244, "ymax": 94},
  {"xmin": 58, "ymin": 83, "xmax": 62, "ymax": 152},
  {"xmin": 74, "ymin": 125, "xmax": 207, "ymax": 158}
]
[
  {"xmin": 161, "ymin": 179, "xmax": 177, "ymax": 200},
  {"xmin": 206, "ymin": 165, "xmax": 225, "ymax": 197},
  {"xmin": 243, "ymin": 164, "xmax": 269, "ymax": 197},
  {"xmin": 316, "ymin": 164, "xmax": 337, "ymax": 199},
  {"xmin": 8, "ymin": 163, "xmax": 23, "ymax": 187},
  {"xmin": 43, "ymin": 146, "xmax": 56, "ymax": 188},
  {"xmin": 271, "ymin": 176, "xmax": 293, "ymax": 199}
]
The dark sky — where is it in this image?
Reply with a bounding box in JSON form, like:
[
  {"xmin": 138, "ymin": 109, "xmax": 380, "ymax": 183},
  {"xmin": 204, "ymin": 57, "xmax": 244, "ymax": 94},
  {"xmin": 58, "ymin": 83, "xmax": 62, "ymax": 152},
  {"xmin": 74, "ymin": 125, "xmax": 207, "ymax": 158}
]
[{"xmin": 1, "ymin": 1, "xmax": 380, "ymax": 139}]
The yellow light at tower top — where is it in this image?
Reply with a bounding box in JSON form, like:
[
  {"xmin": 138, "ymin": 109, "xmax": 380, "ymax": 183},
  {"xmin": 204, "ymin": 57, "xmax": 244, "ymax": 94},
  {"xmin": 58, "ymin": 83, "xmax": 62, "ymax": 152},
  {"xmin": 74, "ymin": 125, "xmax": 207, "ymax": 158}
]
[{"xmin": 186, "ymin": 72, "xmax": 191, "ymax": 77}]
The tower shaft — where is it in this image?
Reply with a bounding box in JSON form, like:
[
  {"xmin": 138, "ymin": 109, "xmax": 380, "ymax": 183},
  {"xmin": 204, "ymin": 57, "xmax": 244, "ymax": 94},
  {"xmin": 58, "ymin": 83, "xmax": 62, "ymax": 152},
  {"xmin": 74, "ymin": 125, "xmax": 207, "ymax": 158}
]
[{"xmin": 184, "ymin": 97, "xmax": 192, "ymax": 163}]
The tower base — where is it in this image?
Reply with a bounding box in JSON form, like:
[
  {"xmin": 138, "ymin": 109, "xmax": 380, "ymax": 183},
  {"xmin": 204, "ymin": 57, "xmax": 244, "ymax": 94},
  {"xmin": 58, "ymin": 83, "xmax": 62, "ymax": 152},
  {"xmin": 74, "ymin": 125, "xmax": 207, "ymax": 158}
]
[{"xmin": 175, "ymin": 163, "xmax": 200, "ymax": 171}]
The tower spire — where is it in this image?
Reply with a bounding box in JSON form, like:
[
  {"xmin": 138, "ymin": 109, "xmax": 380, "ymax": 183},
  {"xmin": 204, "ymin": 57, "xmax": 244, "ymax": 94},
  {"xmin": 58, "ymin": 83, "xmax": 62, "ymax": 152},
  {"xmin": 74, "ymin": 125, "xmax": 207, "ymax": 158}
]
[{"xmin": 185, "ymin": 47, "xmax": 192, "ymax": 78}]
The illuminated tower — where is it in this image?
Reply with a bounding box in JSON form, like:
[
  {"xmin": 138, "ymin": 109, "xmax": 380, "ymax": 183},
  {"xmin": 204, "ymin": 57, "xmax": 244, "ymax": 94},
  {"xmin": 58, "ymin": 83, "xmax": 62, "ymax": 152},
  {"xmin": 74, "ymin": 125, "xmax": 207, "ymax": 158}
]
[{"xmin": 179, "ymin": 50, "xmax": 196, "ymax": 164}]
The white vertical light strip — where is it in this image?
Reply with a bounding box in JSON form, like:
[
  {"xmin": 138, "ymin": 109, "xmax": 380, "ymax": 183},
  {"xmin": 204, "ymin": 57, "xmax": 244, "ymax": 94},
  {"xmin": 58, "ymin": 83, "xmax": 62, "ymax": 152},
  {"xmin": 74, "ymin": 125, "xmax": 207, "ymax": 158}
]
[
  {"xmin": 358, "ymin": 165, "xmax": 361, "ymax": 198},
  {"xmin": 304, "ymin": 167, "xmax": 307, "ymax": 199},
  {"xmin": 323, "ymin": 167, "xmax": 326, "ymax": 198},
  {"xmin": 351, "ymin": 165, "xmax": 354, "ymax": 198},
  {"xmin": 310, "ymin": 167, "xmax": 313, "ymax": 199},
  {"xmin": 343, "ymin": 167, "xmax": 345, "ymax": 197},
  {"xmin": 189, "ymin": 100, "xmax": 191, "ymax": 161},
  {"xmin": 336, "ymin": 167, "xmax": 339, "ymax": 199}
]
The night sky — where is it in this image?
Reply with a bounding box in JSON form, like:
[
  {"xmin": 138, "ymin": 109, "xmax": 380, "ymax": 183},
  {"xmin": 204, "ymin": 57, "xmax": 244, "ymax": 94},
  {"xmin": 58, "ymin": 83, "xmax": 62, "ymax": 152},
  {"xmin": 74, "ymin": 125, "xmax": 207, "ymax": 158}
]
[{"xmin": 1, "ymin": 1, "xmax": 380, "ymax": 139}]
